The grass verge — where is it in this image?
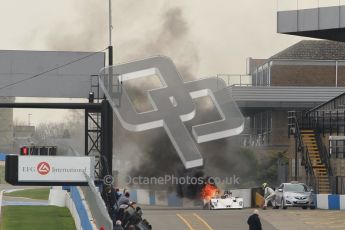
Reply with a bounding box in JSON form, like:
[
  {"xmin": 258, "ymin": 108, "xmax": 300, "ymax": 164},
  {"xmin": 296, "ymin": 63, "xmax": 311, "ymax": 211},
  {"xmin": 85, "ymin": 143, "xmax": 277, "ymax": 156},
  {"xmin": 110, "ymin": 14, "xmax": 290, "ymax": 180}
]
[
  {"xmin": 0, "ymin": 206, "xmax": 76, "ymax": 230},
  {"xmin": 5, "ymin": 188, "xmax": 50, "ymax": 200}
]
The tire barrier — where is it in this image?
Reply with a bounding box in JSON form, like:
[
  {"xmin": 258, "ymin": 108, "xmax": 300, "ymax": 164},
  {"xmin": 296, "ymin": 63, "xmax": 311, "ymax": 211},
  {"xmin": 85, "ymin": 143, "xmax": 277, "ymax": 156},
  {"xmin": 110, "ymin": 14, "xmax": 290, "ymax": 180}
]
[{"xmin": 316, "ymin": 194, "xmax": 345, "ymax": 210}]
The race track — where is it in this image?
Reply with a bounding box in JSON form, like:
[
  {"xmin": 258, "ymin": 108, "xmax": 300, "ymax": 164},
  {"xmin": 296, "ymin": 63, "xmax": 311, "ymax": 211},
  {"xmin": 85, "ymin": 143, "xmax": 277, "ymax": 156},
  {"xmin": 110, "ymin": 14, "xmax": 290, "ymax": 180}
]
[
  {"xmin": 144, "ymin": 208, "xmax": 276, "ymax": 230},
  {"xmin": 144, "ymin": 207, "xmax": 345, "ymax": 230}
]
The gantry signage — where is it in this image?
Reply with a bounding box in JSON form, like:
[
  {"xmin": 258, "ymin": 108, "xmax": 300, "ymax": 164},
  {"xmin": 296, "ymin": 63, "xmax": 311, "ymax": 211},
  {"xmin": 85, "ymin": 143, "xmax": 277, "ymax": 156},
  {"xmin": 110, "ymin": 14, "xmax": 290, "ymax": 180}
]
[{"xmin": 6, "ymin": 155, "xmax": 95, "ymax": 185}]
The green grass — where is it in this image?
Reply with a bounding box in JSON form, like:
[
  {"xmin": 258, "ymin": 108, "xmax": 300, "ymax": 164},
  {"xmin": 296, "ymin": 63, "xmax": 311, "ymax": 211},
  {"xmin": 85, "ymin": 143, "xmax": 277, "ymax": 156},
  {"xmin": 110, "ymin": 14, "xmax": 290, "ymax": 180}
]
[
  {"xmin": 5, "ymin": 188, "xmax": 50, "ymax": 200},
  {"xmin": 0, "ymin": 206, "xmax": 76, "ymax": 230}
]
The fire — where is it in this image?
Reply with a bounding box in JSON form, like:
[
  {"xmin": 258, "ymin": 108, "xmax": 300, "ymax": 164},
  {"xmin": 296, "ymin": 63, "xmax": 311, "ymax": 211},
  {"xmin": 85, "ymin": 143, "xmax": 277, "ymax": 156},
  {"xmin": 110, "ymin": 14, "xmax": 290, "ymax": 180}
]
[{"xmin": 200, "ymin": 183, "xmax": 219, "ymax": 201}]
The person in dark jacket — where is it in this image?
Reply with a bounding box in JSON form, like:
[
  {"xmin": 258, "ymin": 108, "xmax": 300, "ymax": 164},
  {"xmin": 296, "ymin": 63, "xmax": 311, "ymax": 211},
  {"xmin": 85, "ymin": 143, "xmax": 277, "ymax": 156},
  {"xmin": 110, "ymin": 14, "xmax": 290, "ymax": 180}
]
[
  {"xmin": 101, "ymin": 185, "xmax": 117, "ymax": 219},
  {"xmin": 118, "ymin": 191, "xmax": 130, "ymax": 206},
  {"xmin": 113, "ymin": 220, "xmax": 124, "ymax": 230},
  {"xmin": 116, "ymin": 192, "xmax": 131, "ymax": 222},
  {"xmin": 115, "ymin": 188, "xmax": 122, "ymax": 201},
  {"xmin": 124, "ymin": 206, "xmax": 143, "ymax": 228},
  {"xmin": 247, "ymin": 209, "xmax": 262, "ymax": 230}
]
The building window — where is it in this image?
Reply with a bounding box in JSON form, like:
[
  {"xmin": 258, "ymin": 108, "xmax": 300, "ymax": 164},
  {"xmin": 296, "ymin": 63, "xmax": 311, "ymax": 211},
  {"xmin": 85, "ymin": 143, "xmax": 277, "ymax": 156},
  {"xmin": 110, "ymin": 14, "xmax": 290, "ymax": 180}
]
[{"xmin": 243, "ymin": 111, "xmax": 272, "ymax": 146}]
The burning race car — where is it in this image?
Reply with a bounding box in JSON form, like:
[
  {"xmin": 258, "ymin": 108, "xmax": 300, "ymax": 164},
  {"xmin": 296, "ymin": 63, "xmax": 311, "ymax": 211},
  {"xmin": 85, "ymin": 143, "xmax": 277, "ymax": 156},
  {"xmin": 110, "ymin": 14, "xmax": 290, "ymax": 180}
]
[
  {"xmin": 199, "ymin": 178, "xmax": 244, "ymax": 210},
  {"xmin": 209, "ymin": 191, "xmax": 244, "ymax": 210}
]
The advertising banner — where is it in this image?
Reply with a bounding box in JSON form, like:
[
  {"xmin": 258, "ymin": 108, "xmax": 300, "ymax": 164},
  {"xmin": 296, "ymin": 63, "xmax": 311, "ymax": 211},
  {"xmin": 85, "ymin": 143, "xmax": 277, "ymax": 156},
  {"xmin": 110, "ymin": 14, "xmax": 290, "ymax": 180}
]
[{"xmin": 18, "ymin": 156, "xmax": 94, "ymax": 182}]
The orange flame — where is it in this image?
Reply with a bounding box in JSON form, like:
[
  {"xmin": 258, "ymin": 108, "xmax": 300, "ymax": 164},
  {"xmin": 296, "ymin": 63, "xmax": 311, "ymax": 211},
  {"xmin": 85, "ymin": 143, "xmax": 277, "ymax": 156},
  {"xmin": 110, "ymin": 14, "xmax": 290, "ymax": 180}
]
[{"xmin": 200, "ymin": 184, "xmax": 219, "ymax": 201}]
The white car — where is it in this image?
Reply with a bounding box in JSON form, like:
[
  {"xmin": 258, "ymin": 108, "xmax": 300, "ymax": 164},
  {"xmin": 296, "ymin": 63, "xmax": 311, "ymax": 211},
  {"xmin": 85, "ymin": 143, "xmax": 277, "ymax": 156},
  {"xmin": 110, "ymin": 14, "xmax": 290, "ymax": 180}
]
[
  {"xmin": 274, "ymin": 182, "xmax": 316, "ymax": 209},
  {"xmin": 209, "ymin": 192, "xmax": 244, "ymax": 210}
]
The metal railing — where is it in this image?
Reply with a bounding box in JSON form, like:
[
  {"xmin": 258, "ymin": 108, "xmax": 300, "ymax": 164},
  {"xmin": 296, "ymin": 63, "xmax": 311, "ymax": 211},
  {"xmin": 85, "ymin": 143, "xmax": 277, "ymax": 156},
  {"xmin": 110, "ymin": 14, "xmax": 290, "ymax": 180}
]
[
  {"xmin": 335, "ymin": 176, "xmax": 345, "ymax": 194},
  {"xmin": 315, "ymin": 132, "xmax": 335, "ymax": 193},
  {"xmin": 218, "ymin": 58, "xmax": 345, "ymax": 88},
  {"xmin": 216, "ymin": 74, "xmax": 252, "ymax": 87},
  {"xmin": 306, "ymin": 176, "xmax": 335, "ymax": 194},
  {"xmin": 288, "ymin": 111, "xmax": 317, "ymax": 191},
  {"xmin": 307, "ymin": 110, "xmax": 345, "ymax": 136},
  {"xmin": 298, "ymin": 119, "xmax": 317, "ymax": 191},
  {"xmin": 329, "ymin": 142, "xmax": 345, "ymax": 158},
  {"xmin": 241, "ymin": 133, "xmax": 271, "ymax": 147},
  {"xmin": 303, "ymin": 146, "xmax": 317, "ymax": 191},
  {"xmin": 292, "ymin": 110, "xmax": 345, "ymax": 136},
  {"xmin": 308, "ymin": 91, "xmax": 345, "ymax": 112},
  {"xmin": 289, "ymin": 111, "xmax": 337, "ymax": 193},
  {"xmin": 253, "ymin": 59, "xmax": 345, "ymax": 88}
]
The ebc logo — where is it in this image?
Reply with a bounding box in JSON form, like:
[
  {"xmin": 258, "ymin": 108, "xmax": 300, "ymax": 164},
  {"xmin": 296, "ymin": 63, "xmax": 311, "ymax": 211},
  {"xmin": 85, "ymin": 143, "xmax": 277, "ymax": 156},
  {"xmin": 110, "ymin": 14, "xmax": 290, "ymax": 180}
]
[{"xmin": 37, "ymin": 162, "xmax": 50, "ymax": 175}]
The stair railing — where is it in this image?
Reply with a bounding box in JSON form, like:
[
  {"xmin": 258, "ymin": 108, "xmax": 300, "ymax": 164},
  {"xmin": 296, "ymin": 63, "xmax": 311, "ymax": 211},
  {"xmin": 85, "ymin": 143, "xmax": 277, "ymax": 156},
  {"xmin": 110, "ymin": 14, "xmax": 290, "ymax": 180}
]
[
  {"xmin": 315, "ymin": 132, "xmax": 334, "ymax": 193},
  {"xmin": 289, "ymin": 111, "xmax": 317, "ymax": 192}
]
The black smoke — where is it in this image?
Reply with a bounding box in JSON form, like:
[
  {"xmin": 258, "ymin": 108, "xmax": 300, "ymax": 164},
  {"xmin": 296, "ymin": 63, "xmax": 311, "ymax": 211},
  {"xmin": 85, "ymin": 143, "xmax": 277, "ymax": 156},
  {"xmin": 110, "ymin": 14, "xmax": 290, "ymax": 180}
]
[{"xmin": 112, "ymin": 7, "xmax": 258, "ymax": 198}]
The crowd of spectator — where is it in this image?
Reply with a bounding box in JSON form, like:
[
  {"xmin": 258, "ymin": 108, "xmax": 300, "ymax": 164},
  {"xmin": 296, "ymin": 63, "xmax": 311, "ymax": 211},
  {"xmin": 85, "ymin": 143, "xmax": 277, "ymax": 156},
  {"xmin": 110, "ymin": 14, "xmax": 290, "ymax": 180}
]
[{"xmin": 101, "ymin": 185, "xmax": 152, "ymax": 230}]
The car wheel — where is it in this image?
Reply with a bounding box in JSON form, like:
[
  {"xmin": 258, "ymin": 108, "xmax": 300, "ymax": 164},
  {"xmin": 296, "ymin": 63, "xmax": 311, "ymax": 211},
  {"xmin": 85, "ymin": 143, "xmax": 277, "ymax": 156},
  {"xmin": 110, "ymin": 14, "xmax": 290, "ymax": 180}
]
[
  {"xmin": 302, "ymin": 206, "xmax": 307, "ymax": 210},
  {"xmin": 282, "ymin": 199, "xmax": 287, "ymax": 209}
]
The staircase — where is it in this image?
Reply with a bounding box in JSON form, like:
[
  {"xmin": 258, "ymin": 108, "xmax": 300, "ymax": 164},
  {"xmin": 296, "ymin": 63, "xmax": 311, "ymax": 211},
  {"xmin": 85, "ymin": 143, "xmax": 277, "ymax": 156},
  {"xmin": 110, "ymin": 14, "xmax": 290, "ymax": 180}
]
[{"xmin": 301, "ymin": 130, "xmax": 331, "ymax": 194}]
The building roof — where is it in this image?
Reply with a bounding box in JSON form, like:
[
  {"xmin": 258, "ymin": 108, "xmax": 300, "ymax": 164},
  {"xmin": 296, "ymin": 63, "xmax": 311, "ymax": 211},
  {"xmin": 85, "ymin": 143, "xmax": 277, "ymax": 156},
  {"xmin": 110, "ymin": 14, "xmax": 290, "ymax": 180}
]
[{"xmin": 270, "ymin": 40, "xmax": 345, "ymax": 60}]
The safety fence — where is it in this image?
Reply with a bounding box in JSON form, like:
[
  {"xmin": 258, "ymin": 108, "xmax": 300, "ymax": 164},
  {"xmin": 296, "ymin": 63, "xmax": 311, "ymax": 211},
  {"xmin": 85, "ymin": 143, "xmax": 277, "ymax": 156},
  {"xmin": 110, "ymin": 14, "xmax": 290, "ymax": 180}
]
[{"xmin": 80, "ymin": 175, "xmax": 113, "ymax": 230}]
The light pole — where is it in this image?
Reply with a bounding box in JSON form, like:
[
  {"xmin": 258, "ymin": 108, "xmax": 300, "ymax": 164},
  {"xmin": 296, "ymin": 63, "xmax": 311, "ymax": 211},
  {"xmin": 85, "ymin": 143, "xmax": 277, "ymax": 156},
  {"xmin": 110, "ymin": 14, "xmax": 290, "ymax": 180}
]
[{"xmin": 28, "ymin": 113, "xmax": 32, "ymax": 126}]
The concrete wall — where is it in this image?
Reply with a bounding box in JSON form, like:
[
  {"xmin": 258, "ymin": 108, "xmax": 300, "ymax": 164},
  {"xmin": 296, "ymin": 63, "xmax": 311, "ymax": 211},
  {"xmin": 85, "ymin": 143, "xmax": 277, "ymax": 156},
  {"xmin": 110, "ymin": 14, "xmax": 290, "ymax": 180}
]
[
  {"xmin": 65, "ymin": 192, "xmax": 82, "ymax": 230},
  {"xmin": 69, "ymin": 187, "xmax": 96, "ymax": 230},
  {"xmin": 49, "ymin": 187, "xmax": 97, "ymax": 230}
]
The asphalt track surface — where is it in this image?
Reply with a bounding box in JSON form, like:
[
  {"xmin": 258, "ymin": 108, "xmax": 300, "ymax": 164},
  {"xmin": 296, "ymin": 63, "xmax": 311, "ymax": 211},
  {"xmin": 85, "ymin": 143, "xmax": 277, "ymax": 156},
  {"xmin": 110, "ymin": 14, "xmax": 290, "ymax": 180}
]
[
  {"xmin": 143, "ymin": 207, "xmax": 345, "ymax": 230},
  {"xmin": 2, "ymin": 184, "xmax": 345, "ymax": 229},
  {"xmin": 143, "ymin": 207, "xmax": 276, "ymax": 230}
]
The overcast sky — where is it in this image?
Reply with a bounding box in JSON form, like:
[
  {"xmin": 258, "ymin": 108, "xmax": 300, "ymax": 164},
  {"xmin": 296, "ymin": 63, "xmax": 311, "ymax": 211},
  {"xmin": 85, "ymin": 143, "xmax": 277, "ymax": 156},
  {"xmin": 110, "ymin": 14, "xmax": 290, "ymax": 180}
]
[{"xmin": 0, "ymin": 0, "xmax": 304, "ymax": 125}]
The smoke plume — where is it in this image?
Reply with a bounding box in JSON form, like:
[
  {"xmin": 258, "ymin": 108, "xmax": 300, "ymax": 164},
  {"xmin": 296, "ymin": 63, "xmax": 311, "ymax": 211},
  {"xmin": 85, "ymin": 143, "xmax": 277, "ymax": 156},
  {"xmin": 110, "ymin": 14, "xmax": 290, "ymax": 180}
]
[
  {"xmin": 24, "ymin": 0, "xmax": 260, "ymax": 198},
  {"xmin": 28, "ymin": 0, "xmax": 107, "ymax": 51},
  {"xmin": 112, "ymin": 6, "xmax": 260, "ymax": 199},
  {"xmin": 121, "ymin": 7, "xmax": 200, "ymax": 81}
]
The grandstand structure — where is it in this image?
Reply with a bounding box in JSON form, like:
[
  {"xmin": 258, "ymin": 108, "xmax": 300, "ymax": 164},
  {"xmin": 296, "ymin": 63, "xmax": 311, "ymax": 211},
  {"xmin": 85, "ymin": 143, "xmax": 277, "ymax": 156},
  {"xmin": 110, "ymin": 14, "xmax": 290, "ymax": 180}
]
[
  {"xmin": 237, "ymin": 1, "xmax": 345, "ymax": 194},
  {"xmin": 225, "ymin": 40, "xmax": 345, "ymax": 194}
]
